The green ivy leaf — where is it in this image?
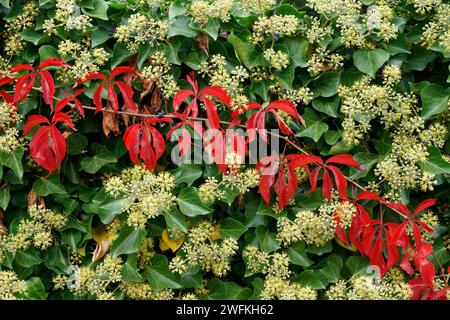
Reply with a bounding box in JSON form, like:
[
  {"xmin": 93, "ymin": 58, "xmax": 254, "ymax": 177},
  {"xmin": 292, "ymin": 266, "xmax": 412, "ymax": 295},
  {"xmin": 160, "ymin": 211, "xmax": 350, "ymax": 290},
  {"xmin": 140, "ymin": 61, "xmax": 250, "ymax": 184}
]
[
  {"xmin": 33, "ymin": 174, "xmax": 67, "ymax": 196},
  {"xmin": 66, "ymin": 134, "xmax": 88, "ymax": 155},
  {"xmin": 24, "ymin": 277, "xmax": 48, "ymax": 300},
  {"xmin": 227, "ymin": 32, "xmax": 253, "ymax": 69},
  {"xmin": 0, "ymin": 185, "xmax": 10, "ymax": 210},
  {"xmin": 312, "ymin": 96, "xmax": 340, "ymax": 118},
  {"xmin": 167, "ymin": 16, "xmax": 198, "ymax": 38},
  {"xmin": 164, "ymin": 208, "xmax": 188, "ymax": 233},
  {"xmin": 288, "ymin": 241, "xmax": 313, "ymax": 267},
  {"xmin": 110, "ymin": 43, "xmax": 132, "ymax": 69},
  {"xmin": 98, "ymin": 197, "xmax": 128, "ymax": 224},
  {"xmin": 220, "ymin": 218, "xmax": 248, "ymax": 239},
  {"xmin": 170, "ymin": 164, "xmax": 203, "ymax": 186},
  {"xmin": 145, "ymin": 254, "xmax": 183, "ymax": 290},
  {"xmin": 111, "ymin": 227, "xmax": 146, "ymax": 258},
  {"xmin": 206, "ymin": 278, "xmax": 252, "ymax": 300},
  {"xmin": 312, "ymin": 72, "xmax": 341, "ymax": 97},
  {"xmin": 346, "ymin": 256, "xmax": 371, "ymax": 275},
  {"xmin": 0, "ymin": 147, "xmax": 24, "ymax": 179},
  {"xmin": 82, "ymin": 0, "xmax": 108, "ymax": 20},
  {"xmin": 80, "ymin": 152, "xmax": 117, "ymax": 174},
  {"xmin": 420, "ymin": 84, "xmax": 450, "ymax": 119},
  {"xmin": 293, "ymin": 270, "xmax": 325, "ymax": 289},
  {"xmin": 256, "ymin": 225, "xmax": 280, "ymax": 253},
  {"xmin": 353, "ymin": 49, "xmax": 389, "ymax": 78},
  {"xmin": 15, "ymin": 248, "xmax": 42, "ymax": 268},
  {"xmin": 176, "ymin": 187, "xmax": 213, "ymax": 217},
  {"xmin": 420, "ymin": 146, "xmax": 450, "ymax": 174}
]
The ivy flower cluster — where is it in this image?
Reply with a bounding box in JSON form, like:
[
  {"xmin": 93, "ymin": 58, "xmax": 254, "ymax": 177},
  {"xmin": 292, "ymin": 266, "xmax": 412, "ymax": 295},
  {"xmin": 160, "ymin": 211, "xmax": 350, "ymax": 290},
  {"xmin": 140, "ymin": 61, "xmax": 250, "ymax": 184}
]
[
  {"xmin": 104, "ymin": 166, "xmax": 176, "ymax": 229},
  {"xmin": 43, "ymin": 0, "xmax": 93, "ymax": 34},
  {"xmin": 305, "ymin": 0, "xmax": 398, "ymax": 49},
  {"xmin": 263, "ymin": 49, "xmax": 290, "ymax": 71},
  {"xmin": 120, "ymin": 282, "xmax": 174, "ymax": 300},
  {"xmin": 114, "ymin": 13, "xmax": 168, "ymax": 53},
  {"xmin": 54, "ymin": 255, "xmax": 123, "ymax": 299},
  {"xmin": 169, "ymin": 220, "xmax": 238, "ymax": 277},
  {"xmin": 0, "ymin": 102, "xmax": 23, "ymax": 153},
  {"xmin": 421, "ymin": 2, "xmax": 450, "ymax": 53},
  {"xmin": 251, "ymin": 15, "xmax": 300, "ymax": 44},
  {"xmin": 0, "ymin": 270, "xmax": 27, "ymax": 300},
  {"xmin": 238, "ymin": 0, "xmax": 275, "ymax": 14},
  {"xmin": 243, "ymin": 246, "xmax": 317, "ymax": 300},
  {"xmin": 0, "ymin": 204, "xmax": 67, "ymax": 261},
  {"xmin": 199, "ymin": 54, "xmax": 250, "ymax": 111},
  {"xmin": 326, "ymin": 268, "xmax": 412, "ymax": 300},
  {"xmin": 189, "ymin": 0, "xmax": 233, "ymax": 23},
  {"xmin": 2, "ymin": 2, "xmax": 38, "ymax": 56},
  {"xmin": 307, "ymin": 47, "xmax": 344, "ymax": 76},
  {"xmin": 276, "ymin": 208, "xmax": 336, "ymax": 247},
  {"xmin": 57, "ymin": 39, "xmax": 109, "ymax": 81},
  {"xmin": 140, "ymin": 51, "xmax": 180, "ymax": 99},
  {"xmin": 199, "ymin": 152, "xmax": 259, "ymax": 197}
]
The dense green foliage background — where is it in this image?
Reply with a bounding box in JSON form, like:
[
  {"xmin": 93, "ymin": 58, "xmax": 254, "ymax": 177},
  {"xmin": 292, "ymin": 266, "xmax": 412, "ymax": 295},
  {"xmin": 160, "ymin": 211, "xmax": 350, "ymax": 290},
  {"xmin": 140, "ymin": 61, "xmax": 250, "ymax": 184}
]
[{"xmin": 0, "ymin": 0, "xmax": 449, "ymax": 300}]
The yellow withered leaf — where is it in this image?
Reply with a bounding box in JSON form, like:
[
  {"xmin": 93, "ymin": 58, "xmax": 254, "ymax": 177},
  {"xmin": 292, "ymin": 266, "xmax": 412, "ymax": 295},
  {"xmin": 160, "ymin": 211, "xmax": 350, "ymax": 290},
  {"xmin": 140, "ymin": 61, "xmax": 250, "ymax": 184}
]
[
  {"xmin": 92, "ymin": 226, "xmax": 114, "ymax": 243},
  {"xmin": 211, "ymin": 223, "xmax": 223, "ymax": 241},
  {"xmin": 159, "ymin": 229, "xmax": 184, "ymax": 252},
  {"xmin": 335, "ymin": 237, "xmax": 357, "ymax": 252}
]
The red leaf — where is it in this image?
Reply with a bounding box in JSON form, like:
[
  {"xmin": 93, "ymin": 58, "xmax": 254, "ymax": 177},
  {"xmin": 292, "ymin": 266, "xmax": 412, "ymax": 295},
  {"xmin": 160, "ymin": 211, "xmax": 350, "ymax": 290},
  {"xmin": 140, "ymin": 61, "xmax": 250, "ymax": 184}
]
[
  {"xmin": 93, "ymin": 84, "xmax": 106, "ymax": 113},
  {"xmin": 109, "ymin": 66, "xmax": 137, "ymax": 80},
  {"xmin": 107, "ymin": 84, "xmax": 119, "ymax": 112},
  {"xmin": 48, "ymin": 125, "xmax": 66, "ymax": 167},
  {"xmin": 39, "ymin": 70, "xmax": 55, "ymax": 110},
  {"xmin": 11, "ymin": 64, "xmax": 34, "ymax": 73},
  {"xmin": 0, "ymin": 91, "xmax": 14, "ymax": 104},
  {"xmin": 147, "ymin": 125, "xmax": 166, "ymax": 159},
  {"xmin": 400, "ymin": 251, "xmax": 414, "ymax": 275},
  {"xmin": 287, "ymin": 154, "xmax": 323, "ymax": 168},
  {"xmin": 114, "ymin": 81, "xmax": 137, "ymax": 111},
  {"xmin": 173, "ymin": 90, "xmax": 194, "ymax": 111},
  {"xmin": 0, "ymin": 77, "xmax": 15, "ymax": 87},
  {"xmin": 356, "ymin": 190, "xmax": 381, "ymax": 201},
  {"xmin": 266, "ymin": 100, "xmax": 301, "ymax": 120},
  {"xmin": 199, "ymin": 96, "xmax": 220, "ymax": 129},
  {"xmin": 199, "ymin": 86, "xmax": 231, "ymax": 107},
  {"xmin": 413, "ymin": 199, "xmax": 437, "ymax": 217},
  {"xmin": 326, "ymin": 154, "xmax": 362, "ymax": 170},
  {"xmin": 256, "ymin": 155, "xmax": 279, "ymax": 206},
  {"xmin": 384, "ymin": 202, "xmax": 411, "ymax": 217},
  {"xmin": 308, "ymin": 167, "xmax": 321, "ymax": 194},
  {"xmin": 23, "ymin": 115, "xmax": 50, "ymax": 136},
  {"xmin": 140, "ymin": 129, "xmax": 157, "ymax": 170},
  {"xmin": 260, "ymin": 174, "xmax": 275, "ymax": 207},
  {"xmin": 74, "ymin": 72, "xmax": 107, "ymax": 87},
  {"xmin": 274, "ymin": 166, "xmax": 288, "ymax": 209},
  {"xmin": 322, "ymin": 169, "xmax": 333, "ymax": 200},
  {"xmin": 327, "ymin": 165, "xmax": 348, "ymax": 199},
  {"xmin": 38, "ymin": 58, "xmax": 68, "ymax": 70},
  {"xmin": 123, "ymin": 124, "xmax": 142, "ymax": 165},
  {"xmin": 52, "ymin": 112, "xmax": 76, "ymax": 131},
  {"xmin": 13, "ymin": 74, "xmax": 32, "ymax": 103},
  {"xmin": 271, "ymin": 111, "xmax": 294, "ymax": 135},
  {"xmin": 29, "ymin": 125, "xmax": 66, "ymax": 173}
]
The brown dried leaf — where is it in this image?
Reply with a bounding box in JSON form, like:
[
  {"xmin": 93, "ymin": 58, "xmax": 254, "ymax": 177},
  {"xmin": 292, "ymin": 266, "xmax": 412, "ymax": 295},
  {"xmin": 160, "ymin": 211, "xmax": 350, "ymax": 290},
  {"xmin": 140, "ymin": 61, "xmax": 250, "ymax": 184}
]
[
  {"xmin": 92, "ymin": 240, "xmax": 111, "ymax": 263},
  {"xmin": 140, "ymin": 79, "xmax": 155, "ymax": 101},
  {"xmin": 197, "ymin": 33, "xmax": 209, "ymax": 54},
  {"xmin": 0, "ymin": 211, "xmax": 8, "ymax": 236},
  {"xmin": 102, "ymin": 107, "xmax": 120, "ymax": 136},
  {"xmin": 150, "ymin": 87, "xmax": 162, "ymax": 113},
  {"xmin": 62, "ymin": 131, "xmax": 72, "ymax": 139},
  {"xmin": 27, "ymin": 190, "xmax": 44, "ymax": 207}
]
